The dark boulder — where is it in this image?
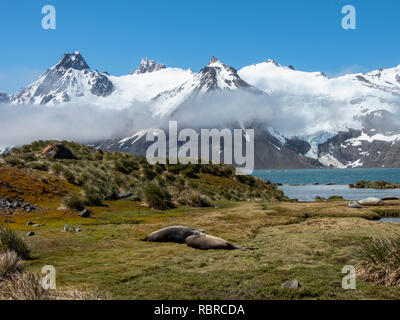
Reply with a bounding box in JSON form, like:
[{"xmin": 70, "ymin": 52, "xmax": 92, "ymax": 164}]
[
  {"xmin": 78, "ymin": 209, "xmax": 91, "ymax": 218},
  {"xmin": 42, "ymin": 144, "xmax": 77, "ymax": 160}
]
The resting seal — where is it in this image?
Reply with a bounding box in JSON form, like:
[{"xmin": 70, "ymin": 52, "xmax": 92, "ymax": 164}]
[
  {"xmin": 141, "ymin": 226, "xmax": 205, "ymax": 243},
  {"xmin": 185, "ymin": 233, "xmax": 243, "ymax": 250},
  {"xmin": 358, "ymin": 197, "xmax": 384, "ymax": 206}
]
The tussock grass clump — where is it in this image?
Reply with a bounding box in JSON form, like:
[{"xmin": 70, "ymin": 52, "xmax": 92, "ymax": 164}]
[
  {"xmin": 0, "ymin": 270, "xmax": 108, "ymax": 300},
  {"xmin": 144, "ymin": 184, "xmax": 174, "ymax": 210},
  {"xmin": 0, "ymin": 272, "xmax": 49, "ymax": 300},
  {"xmin": 30, "ymin": 161, "xmax": 49, "ymax": 171},
  {"xmin": 4, "ymin": 157, "xmax": 25, "ymax": 168},
  {"xmin": 52, "ymin": 162, "xmax": 64, "ymax": 174},
  {"xmin": 62, "ymin": 169, "xmax": 76, "ymax": 184},
  {"xmin": 0, "ymin": 251, "xmax": 24, "ymax": 280},
  {"xmin": 177, "ymin": 192, "xmax": 213, "ymax": 207},
  {"xmin": 354, "ymin": 235, "xmax": 400, "ymax": 287},
  {"xmin": 0, "ymin": 225, "xmax": 31, "ymax": 260},
  {"xmin": 63, "ymin": 194, "xmax": 85, "ymax": 211},
  {"xmin": 188, "ymin": 194, "xmax": 212, "ymax": 207}
]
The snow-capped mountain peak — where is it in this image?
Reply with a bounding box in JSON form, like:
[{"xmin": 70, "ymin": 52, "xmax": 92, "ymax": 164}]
[
  {"xmin": 53, "ymin": 51, "xmax": 90, "ymax": 71},
  {"xmin": 197, "ymin": 56, "xmax": 252, "ymax": 91},
  {"xmin": 10, "ymin": 51, "xmax": 114, "ymax": 105},
  {"xmin": 150, "ymin": 57, "xmax": 263, "ymax": 116},
  {"xmin": 207, "ymin": 55, "xmax": 223, "ymax": 66},
  {"xmin": 266, "ymin": 59, "xmax": 282, "ymax": 68},
  {"xmin": 132, "ymin": 58, "xmax": 166, "ymax": 74}
]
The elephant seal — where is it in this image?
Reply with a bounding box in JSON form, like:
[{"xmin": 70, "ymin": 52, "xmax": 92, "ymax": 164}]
[
  {"xmin": 381, "ymin": 196, "xmax": 399, "ymax": 201},
  {"xmin": 185, "ymin": 233, "xmax": 244, "ymax": 250},
  {"xmin": 348, "ymin": 201, "xmax": 361, "ymax": 209},
  {"xmin": 141, "ymin": 226, "xmax": 205, "ymax": 243},
  {"xmin": 358, "ymin": 197, "xmax": 384, "ymax": 206}
]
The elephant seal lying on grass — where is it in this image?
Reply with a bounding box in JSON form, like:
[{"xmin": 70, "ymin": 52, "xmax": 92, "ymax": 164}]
[
  {"xmin": 141, "ymin": 226, "xmax": 205, "ymax": 243},
  {"xmin": 185, "ymin": 233, "xmax": 244, "ymax": 250},
  {"xmin": 358, "ymin": 197, "xmax": 384, "ymax": 206}
]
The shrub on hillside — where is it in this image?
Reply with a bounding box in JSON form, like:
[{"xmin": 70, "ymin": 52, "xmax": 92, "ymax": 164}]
[
  {"xmin": 52, "ymin": 163, "xmax": 64, "ymax": 174},
  {"xmin": 30, "ymin": 162, "xmax": 49, "ymax": 171},
  {"xmin": 63, "ymin": 194, "xmax": 85, "ymax": 211},
  {"xmin": 83, "ymin": 187, "xmax": 103, "ymax": 206},
  {"xmin": 0, "ymin": 225, "xmax": 31, "ymax": 260},
  {"xmin": 4, "ymin": 157, "xmax": 25, "ymax": 168},
  {"xmin": 114, "ymin": 159, "xmax": 138, "ymax": 174},
  {"xmin": 143, "ymin": 167, "xmax": 156, "ymax": 180},
  {"xmin": 144, "ymin": 184, "xmax": 174, "ymax": 210},
  {"xmin": 188, "ymin": 194, "xmax": 212, "ymax": 207},
  {"xmin": 182, "ymin": 167, "xmax": 199, "ymax": 179},
  {"xmin": 62, "ymin": 169, "xmax": 76, "ymax": 184}
]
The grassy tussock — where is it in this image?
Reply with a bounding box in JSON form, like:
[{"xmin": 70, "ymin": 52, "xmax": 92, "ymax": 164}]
[
  {"xmin": 0, "ymin": 251, "xmax": 24, "ymax": 280},
  {"xmin": 354, "ymin": 235, "xmax": 400, "ymax": 287},
  {"xmin": 0, "ymin": 250, "xmax": 107, "ymax": 300},
  {"xmin": 0, "ymin": 224, "xmax": 30, "ymax": 259},
  {"xmin": 0, "ymin": 271, "xmax": 107, "ymax": 300},
  {"xmin": 143, "ymin": 184, "xmax": 174, "ymax": 210}
]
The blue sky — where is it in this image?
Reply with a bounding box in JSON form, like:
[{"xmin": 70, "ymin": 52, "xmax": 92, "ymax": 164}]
[{"xmin": 0, "ymin": 0, "xmax": 399, "ymax": 93}]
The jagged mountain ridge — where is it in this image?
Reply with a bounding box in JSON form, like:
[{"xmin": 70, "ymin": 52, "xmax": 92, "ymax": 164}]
[
  {"xmin": 150, "ymin": 56, "xmax": 266, "ymax": 117},
  {"xmin": 3, "ymin": 52, "xmax": 400, "ymax": 168},
  {"xmin": 10, "ymin": 52, "xmax": 114, "ymax": 105},
  {"xmin": 131, "ymin": 57, "xmax": 166, "ymax": 75}
]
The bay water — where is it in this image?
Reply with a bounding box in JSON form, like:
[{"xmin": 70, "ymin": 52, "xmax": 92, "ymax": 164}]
[{"xmin": 252, "ymin": 168, "xmax": 400, "ymax": 202}]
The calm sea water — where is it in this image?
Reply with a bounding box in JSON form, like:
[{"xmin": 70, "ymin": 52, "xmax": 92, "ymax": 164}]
[
  {"xmin": 379, "ymin": 218, "xmax": 400, "ymax": 223},
  {"xmin": 252, "ymin": 168, "xmax": 400, "ymax": 201}
]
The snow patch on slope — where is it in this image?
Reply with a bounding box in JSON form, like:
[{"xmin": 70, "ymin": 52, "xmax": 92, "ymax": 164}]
[{"xmin": 319, "ymin": 154, "xmax": 346, "ymax": 168}]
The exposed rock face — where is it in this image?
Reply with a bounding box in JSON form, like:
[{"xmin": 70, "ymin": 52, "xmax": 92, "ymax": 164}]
[
  {"xmin": 103, "ymin": 124, "xmax": 323, "ymax": 170},
  {"xmin": 285, "ymin": 137, "xmax": 312, "ymax": 156},
  {"xmin": 253, "ymin": 127, "xmax": 322, "ymax": 169},
  {"xmin": 132, "ymin": 58, "xmax": 166, "ymax": 74},
  {"xmin": 317, "ymin": 110, "xmax": 400, "ymax": 168},
  {"xmin": 42, "ymin": 144, "xmax": 77, "ymax": 159},
  {"xmin": 0, "ymin": 91, "xmax": 9, "ymax": 103}
]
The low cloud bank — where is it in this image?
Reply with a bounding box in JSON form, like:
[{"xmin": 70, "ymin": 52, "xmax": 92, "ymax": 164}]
[
  {"xmin": 0, "ymin": 103, "xmax": 156, "ymax": 149},
  {"xmin": 171, "ymin": 90, "xmax": 367, "ymax": 136},
  {"xmin": 1, "ymin": 89, "xmax": 399, "ymax": 151}
]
